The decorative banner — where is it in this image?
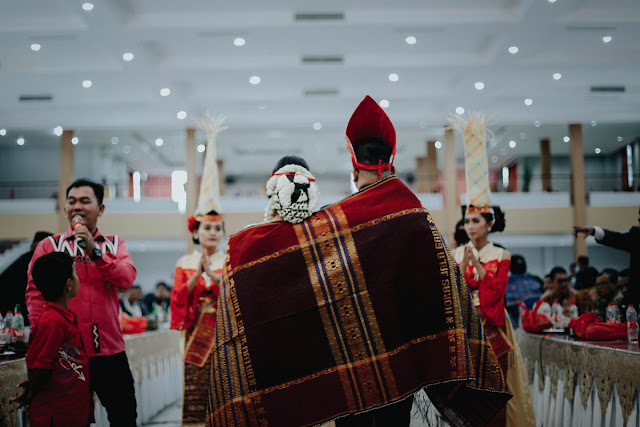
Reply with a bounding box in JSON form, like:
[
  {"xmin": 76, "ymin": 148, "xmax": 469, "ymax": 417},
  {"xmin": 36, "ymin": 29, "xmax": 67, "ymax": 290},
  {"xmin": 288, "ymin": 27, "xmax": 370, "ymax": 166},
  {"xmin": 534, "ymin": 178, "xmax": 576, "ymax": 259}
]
[
  {"xmin": 451, "ymin": 112, "xmax": 491, "ymax": 210},
  {"xmin": 192, "ymin": 112, "xmax": 228, "ymax": 215}
]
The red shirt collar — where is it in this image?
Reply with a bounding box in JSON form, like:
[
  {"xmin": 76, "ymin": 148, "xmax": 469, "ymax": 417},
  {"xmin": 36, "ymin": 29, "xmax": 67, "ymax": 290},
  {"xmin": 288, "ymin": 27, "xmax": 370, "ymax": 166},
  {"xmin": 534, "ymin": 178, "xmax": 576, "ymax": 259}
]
[
  {"xmin": 63, "ymin": 226, "xmax": 105, "ymax": 242},
  {"xmin": 44, "ymin": 301, "xmax": 76, "ymax": 324}
]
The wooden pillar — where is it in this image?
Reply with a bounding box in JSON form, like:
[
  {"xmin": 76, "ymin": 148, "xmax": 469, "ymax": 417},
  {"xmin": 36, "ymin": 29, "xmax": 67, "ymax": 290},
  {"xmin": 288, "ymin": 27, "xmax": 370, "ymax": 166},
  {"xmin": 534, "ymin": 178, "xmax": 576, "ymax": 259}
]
[
  {"xmin": 217, "ymin": 159, "xmax": 225, "ymax": 196},
  {"xmin": 569, "ymin": 123, "xmax": 587, "ymax": 259},
  {"xmin": 540, "ymin": 138, "xmax": 551, "ymax": 192},
  {"xmin": 443, "ymin": 127, "xmax": 458, "ymax": 238},
  {"xmin": 415, "ymin": 157, "xmax": 426, "ymax": 193},
  {"xmin": 57, "ymin": 130, "xmax": 74, "ymax": 232},
  {"xmin": 426, "ymin": 140, "xmax": 438, "ymax": 193},
  {"xmin": 185, "ymin": 128, "xmax": 197, "ymax": 253}
]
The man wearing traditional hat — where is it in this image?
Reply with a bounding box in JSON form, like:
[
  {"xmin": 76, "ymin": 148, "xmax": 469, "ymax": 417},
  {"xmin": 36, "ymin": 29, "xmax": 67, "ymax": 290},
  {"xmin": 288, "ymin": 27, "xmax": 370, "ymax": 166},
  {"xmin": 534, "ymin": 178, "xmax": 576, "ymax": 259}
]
[
  {"xmin": 452, "ymin": 113, "xmax": 534, "ymax": 427},
  {"xmin": 170, "ymin": 114, "xmax": 228, "ymax": 426},
  {"xmin": 206, "ymin": 96, "xmax": 510, "ymax": 427}
]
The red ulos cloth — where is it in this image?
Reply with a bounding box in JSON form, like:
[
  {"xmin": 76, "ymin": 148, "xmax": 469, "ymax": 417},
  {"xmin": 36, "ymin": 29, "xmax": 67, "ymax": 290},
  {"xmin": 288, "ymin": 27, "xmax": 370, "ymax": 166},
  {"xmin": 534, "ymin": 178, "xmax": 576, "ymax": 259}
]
[{"xmin": 569, "ymin": 312, "xmax": 628, "ymax": 340}]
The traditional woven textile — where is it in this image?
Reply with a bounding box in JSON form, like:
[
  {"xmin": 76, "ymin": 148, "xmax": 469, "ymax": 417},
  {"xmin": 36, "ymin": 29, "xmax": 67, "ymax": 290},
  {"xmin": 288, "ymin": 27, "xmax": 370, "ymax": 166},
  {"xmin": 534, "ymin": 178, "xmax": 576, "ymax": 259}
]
[{"xmin": 207, "ymin": 177, "xmax": 510, "ymax": 427}]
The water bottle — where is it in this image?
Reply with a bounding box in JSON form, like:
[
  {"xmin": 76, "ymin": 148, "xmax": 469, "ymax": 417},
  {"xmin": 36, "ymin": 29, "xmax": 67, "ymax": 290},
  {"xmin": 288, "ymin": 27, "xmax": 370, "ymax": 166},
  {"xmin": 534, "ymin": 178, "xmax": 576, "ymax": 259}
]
[
  {"xmin": 12, "ymin": 305, "xmax": 25, "ymax": 344},
  {"xmin": 627, "ymin": 305, "xmax": 639, "ymax": 345},
  {"xmin": 569, "ymin": 304, "xmax": 579, "ymax": 319},
  {"xmin": 3, "ymin": 310, "xmax": 14, "ymax": 336},
  {"xmin": 606, "ymin": 303, "xmax": 620, "ymax": 324},
  {"xmin": 551, "ymin": 302, "xmax": 563, "ymax": 328},
  {"xmin": 537, "ymin": 301, "xmax": 552, "ymax": 320}
]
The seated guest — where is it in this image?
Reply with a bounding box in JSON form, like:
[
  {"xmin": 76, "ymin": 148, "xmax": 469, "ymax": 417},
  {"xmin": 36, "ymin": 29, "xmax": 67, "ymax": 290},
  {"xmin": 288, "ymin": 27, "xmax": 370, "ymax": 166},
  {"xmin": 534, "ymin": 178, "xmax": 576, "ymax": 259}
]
[
  {"xmin": 120, "ymin": 285, "xmax": 148, "ymax": 317},
  {"xmin": 618, "ymin": 269, "xmax": 631, "ymax": 321},
  {"xmin": 506, "ymin": 254, "xmax": 542, "ymax": 325},
  {"xmin": 574, "ymin": 256, "xmax": 598, "ymax": 290},
  {"xmin": 142, "ymin": 281, "xmax": 171, "ymax": 314},
  {"xmin": 589, "ymin": 268, "xmax": 620, "ymax": 321},
  {"xmin": 537, "ymin": 266, "xmax": 576, "ymax": 316}
]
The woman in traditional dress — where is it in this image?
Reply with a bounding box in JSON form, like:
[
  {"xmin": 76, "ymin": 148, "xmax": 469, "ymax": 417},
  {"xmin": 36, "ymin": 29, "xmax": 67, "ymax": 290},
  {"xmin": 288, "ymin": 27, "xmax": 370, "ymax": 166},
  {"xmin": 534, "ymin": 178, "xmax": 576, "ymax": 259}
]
[
  {"xmin": 170, "ymin": 210, "xmax": 225, "ymax": 426},
  {"xmin": 454, "ymin": 206, "xmax": 534, "ymax": 427}
]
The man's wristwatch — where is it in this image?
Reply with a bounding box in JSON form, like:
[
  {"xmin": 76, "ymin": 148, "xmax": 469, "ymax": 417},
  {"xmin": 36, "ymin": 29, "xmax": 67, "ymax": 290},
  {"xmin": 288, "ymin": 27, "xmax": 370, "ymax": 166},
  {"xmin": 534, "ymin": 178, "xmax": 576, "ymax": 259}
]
[{"xmin": 90, "ymin": 247, "xmax": 103, "ymax": 261}]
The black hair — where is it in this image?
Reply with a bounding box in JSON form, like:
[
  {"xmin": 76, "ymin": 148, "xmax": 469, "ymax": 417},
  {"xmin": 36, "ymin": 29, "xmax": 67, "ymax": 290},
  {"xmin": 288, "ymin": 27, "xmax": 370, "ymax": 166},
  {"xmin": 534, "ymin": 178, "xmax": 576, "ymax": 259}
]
[
  {"xmin": 156, "ymin": 281, "xmax": 169, "ymax": 290},
  {"xmin": 580, "ymin": 266, "xmax": 599, "ymax": 289},
  {"xmin": 454, "ymin": 218, "xmax": 470, "ymax": 246},
  {"xmin": 461, "ymin": 205, "xmax": 506, "ymax": 233},
  {"xmin": 510, "ymin": 254, "xmax": 527, "ymax": 275},
  {"xmin": 130, "ymin": 284, "xmax": 142, "ymax": 290},
  {"xmin": 577, "ymin": 255, "xmax": 589, "ymax": 267},
  {"xmin": 66, "ymin": 178, "xmax": 105, "ymax": 204},
  {"xmin": 32, "ymin": 252, "xmax": 74, "ymax": 302},
  {"xmin": 272, "ymin": 156, "xmax": 310, "ymax": 174},
  {"xmin": 354, "ymin": 138, "xmax": 392, "ymax": 167},
  {"xmin": 599, "ymin": 268, "xmax": 619, "ymax": 285},
  {"xmin": 192, "ymin": 210, "xmax": 224, "ymax": 244},
  {"xmin": 549, "ymin": 266, "xmax": 567, "ymax": 282},
  {"xmin": 619, "ymin": 268, "xmax": 630, "ymax": 278}
]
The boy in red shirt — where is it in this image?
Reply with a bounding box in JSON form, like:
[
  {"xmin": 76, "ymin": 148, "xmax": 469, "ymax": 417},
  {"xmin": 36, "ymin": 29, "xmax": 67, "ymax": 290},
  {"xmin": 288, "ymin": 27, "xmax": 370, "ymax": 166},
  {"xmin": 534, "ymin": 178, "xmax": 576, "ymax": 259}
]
[{"xmin": 12, "ymin": 252, "xmax": 93, "ymax": 426}]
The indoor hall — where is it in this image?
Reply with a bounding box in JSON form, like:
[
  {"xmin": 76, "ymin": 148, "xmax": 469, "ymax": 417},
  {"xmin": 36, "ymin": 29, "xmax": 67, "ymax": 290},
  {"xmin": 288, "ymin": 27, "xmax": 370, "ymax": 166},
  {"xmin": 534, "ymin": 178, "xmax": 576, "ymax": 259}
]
[{"xmin": 1, "ymin": 0, "xmax": 639, "ymax": 426}]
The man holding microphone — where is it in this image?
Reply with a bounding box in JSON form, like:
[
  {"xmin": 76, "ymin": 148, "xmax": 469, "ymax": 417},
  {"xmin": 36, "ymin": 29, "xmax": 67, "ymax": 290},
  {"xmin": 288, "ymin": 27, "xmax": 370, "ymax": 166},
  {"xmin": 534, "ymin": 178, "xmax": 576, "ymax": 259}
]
[{"xmin": 26, "ymin": 178, "xmax": 138, "ymax": 426}]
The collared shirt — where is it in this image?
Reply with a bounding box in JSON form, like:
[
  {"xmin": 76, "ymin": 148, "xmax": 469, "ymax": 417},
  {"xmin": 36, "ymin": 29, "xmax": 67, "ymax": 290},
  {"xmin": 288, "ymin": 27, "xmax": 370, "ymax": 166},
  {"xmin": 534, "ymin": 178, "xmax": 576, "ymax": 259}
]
[
  {"xmin": 26, "ymin": 302, "xmax": 93, "ymax": 427},
  {"xmin": 26, "ymin": 228, "xmax": 137, "ymax": 357}
]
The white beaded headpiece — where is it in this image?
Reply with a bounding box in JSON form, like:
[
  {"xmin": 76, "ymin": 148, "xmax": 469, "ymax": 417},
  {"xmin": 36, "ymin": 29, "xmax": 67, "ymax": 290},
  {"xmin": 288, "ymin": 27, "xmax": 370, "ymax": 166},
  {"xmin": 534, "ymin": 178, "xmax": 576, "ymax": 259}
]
[{"xmin": 265, "ymin": 164, "xmax": 319, "ymax": 224}]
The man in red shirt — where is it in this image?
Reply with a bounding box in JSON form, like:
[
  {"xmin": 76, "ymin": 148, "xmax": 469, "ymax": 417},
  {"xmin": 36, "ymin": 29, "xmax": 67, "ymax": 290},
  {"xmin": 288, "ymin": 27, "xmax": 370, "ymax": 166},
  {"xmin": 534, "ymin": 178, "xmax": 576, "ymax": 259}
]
[
  {"xmin": 26, "ymin": 178, "xmax": 137, "ymax": 426},
  {"xmin": 15, "ymin": 251, "xmax": 93, "ymax": 426}
]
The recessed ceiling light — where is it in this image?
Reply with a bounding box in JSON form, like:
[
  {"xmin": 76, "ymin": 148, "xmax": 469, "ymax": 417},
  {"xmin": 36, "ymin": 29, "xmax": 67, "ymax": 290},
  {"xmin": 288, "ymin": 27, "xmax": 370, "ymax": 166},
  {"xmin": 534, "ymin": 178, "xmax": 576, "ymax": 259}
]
[
  {"xmin": 111, "ymin": 137, "xmax": 119, "ymax": 144},
  {"xmin": 71, "ymin": 137, "xmax": 79, "ymax": 145},
  {"xmin": 122, "ymin": 52, "xmax": 134, "ymax": 61},
  {"xmin": 617, "ymin": 136, "xmax": 623, "ymax": 142},
  {"xmin": 197, "ymin": 144, "xmax": 206, "ymax": 153},
  {"xmin": 434, "ymin": 141, "xmax": 442, "ymax": 149},
  {"xmin": 155, "ymin": 138, "xmax": 163, "ymax": 146},
  {"xmin": 313, "ymin": 122, "xmax": 322, "ymax": 130},
  {"xmin": 123, "ymin": 146, "xmax": 131, "ymax": 154},
  {"xmin": 82, "ymin": 3, "xmax": 94, "ymax": 11},
  {"xmin": 508, "ymin": 46, "xmax": 519, "ymax": 54},
  {"xmin": 160, "ymin": 88, "xmax": 171, "ymax": 96},
  {"xmin": 379, "ymin": 100, "xmax": 390, "ymax": 108},
  {"xmin": 548, "ymin": 0, "xmax": 557, "ymax": 3},
  {"xmin": 534, "ymin": 121, "xmax": 541, "ymax": 127},
  {"xmin": 455, "ymin": 107, "xmax": 465, "ymax": 115},
  {"xmin": 595, "ymin": 148, "xmax": 601, "ymax": 154},
  {"xmin": 30, "ymin": 43, "xmax": 41, "ymax": 52},
  {"xmin": 177, "ymin": 111, "xmax": 187, "ymax": 120},
  {"xmin": 82, "ymin": 80, "xmax": 92, "ymax": 88},
  {"xmin": 553, "ymin": 73, "xmax": 562, "ymax": 80},
  {"xmin": 500, "ymin": 148, "xmax": 507, "ymax": 155},
  {"xmin": 234, "ymin": 37, "xmax": 246, "ymax": 47},
  {"xmin": 563, "ymin": 136, "xmax": 570, "ymax": 143},
  {"xmin": 524, "ymin": 98, "xmax": 533, "ymax": 106},
  {"xmin": 419, "ymin": 120, "xmax": 427, "ymax": 129},
  {"xmin": 520, "ymin": 132, "xmax": 526, "ymax": 139},
  {"xmin": 509, "ymin": 140, "xmax": 516, "ymax": 148},
  {"xmin": 474, "ymin": 82, "xmax": 485, "ymax": 90},
  {"xmin": 590, "ymin": 120, "xmax": 597, "ymax": 126},
  {"xmin": 0, "ymin": 129, "xmax": 6, "ymax": 136},
  {"xmin": 249, "ymin": 76, "xmax": 261, "ymax": 85},
  {"xmin": 257, "ymin": 105, "xmax": 267, "ymax": 110},
  {"xmin": 54, "ymin": 126, "xmax": 63, "ymax": 136},
  {"xmin": 491, "ymin": 156, "xmax": 498, "ymax": 163},
  {"xmin": 602, "ymin": 36, "xmax": 612, "ymax": 44},
  {"xmin": 405, "ymin": 36, "xmax": 417, "ymax": 45},
  {"xmin": 388, "ymin": 73, "xmax": 399, "ymax": 82},
  {"xmin": 17, "ymin": 137, "xmax": 25, "ymax": 145}
]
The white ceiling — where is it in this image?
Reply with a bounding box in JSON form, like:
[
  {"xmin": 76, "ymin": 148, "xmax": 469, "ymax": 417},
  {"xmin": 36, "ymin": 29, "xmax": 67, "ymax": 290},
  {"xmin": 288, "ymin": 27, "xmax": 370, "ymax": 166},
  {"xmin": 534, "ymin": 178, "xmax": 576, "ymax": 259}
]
[{"xmin": 1, "ymin": 0, "xmax": 639, "ymax": 176}]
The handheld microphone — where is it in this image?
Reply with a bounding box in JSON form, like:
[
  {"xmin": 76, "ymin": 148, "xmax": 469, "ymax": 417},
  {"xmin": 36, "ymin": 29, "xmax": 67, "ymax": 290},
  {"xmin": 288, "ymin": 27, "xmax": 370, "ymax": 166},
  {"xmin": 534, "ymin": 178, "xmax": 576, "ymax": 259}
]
[{"xmin": 72, "ymin": 215, "xmax": 87, "ymax": 249}]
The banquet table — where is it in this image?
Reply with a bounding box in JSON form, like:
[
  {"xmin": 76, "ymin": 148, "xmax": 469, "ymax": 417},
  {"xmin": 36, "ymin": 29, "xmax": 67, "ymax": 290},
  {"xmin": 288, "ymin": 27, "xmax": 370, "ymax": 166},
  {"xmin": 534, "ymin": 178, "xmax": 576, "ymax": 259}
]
[{"xmin": 516, "ymin": 330, "xmax": 640, "ymax": 427}]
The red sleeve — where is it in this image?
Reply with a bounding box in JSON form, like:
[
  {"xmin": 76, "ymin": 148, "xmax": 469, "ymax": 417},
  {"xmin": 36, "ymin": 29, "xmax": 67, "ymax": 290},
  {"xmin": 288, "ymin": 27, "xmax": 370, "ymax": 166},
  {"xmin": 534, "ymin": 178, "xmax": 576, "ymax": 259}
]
[
  {"xmin": 26, "ymin": 239, "xmax": 51, "ymax": 327},
  {"xmin": 467, "ymin": 259, "xmax": 510, "ymax": 328},
  {"xmin": 170, "ymin": 267, "xmax": 195, "ymax": 330},
  {"xmin": 93, "ymin": 237, "xmax": 137, "ymax": 291},
  {"xmin": 26, "ymin": 315, "xmax": 65, "ymax": 370}
]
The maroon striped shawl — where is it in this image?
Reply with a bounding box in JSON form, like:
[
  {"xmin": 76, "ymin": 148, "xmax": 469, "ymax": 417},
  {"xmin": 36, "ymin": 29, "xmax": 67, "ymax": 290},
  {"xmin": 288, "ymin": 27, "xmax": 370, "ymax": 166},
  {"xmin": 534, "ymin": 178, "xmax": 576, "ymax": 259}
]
[{"xmin": 207, "ymin": 177, "xmax": 510, "ymax": 426}]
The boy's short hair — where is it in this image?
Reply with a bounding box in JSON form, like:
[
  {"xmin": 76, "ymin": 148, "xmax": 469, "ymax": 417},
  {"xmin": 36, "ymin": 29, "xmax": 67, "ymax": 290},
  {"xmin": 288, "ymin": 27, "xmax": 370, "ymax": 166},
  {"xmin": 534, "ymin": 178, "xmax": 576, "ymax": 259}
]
[
  {"xmin": 32, "ymin": 252, "xmax": 74, "ymax": 301},
  {"xmin": 354, "ymin": 137, "xmax": 392, "ymax": 166}
]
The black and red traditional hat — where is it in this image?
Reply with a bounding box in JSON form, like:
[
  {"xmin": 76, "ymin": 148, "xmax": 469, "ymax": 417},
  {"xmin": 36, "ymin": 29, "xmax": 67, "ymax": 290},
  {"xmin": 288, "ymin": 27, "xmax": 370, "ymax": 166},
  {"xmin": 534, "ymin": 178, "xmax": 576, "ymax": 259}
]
[{"xmin": 345, "ymin": 95, "xmax": 396, "ymax": 177}]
